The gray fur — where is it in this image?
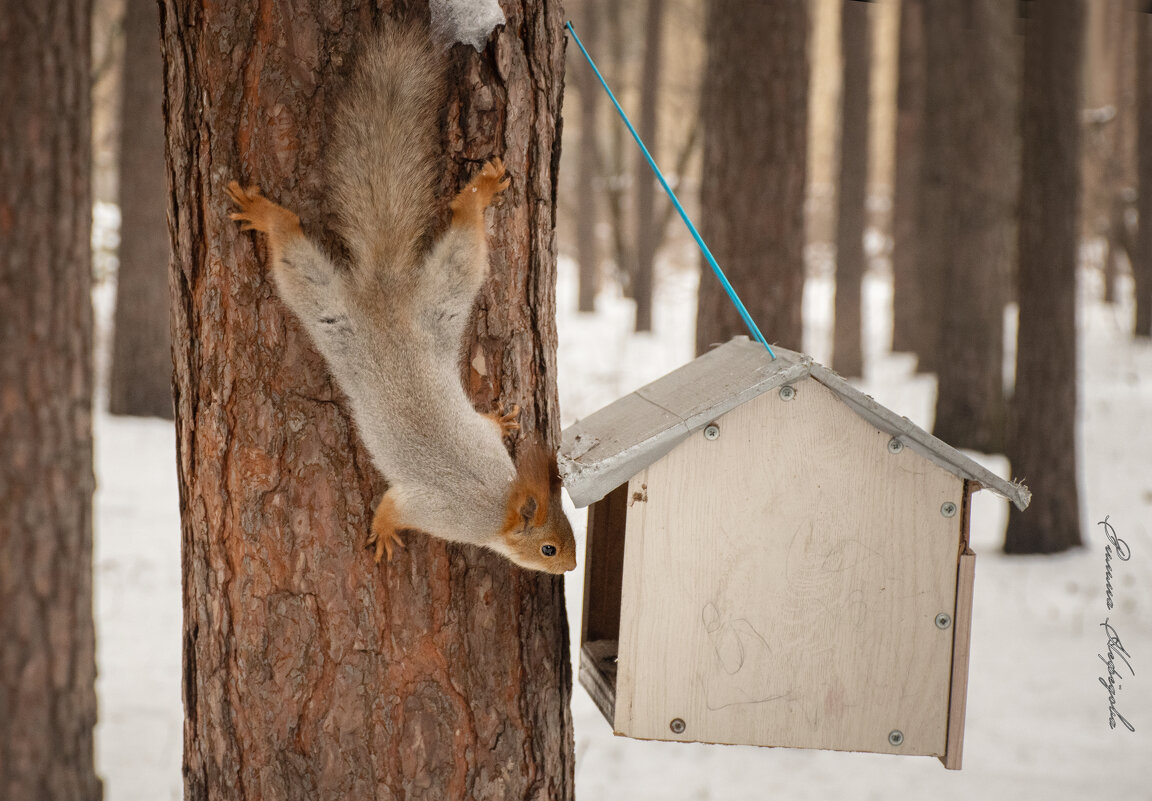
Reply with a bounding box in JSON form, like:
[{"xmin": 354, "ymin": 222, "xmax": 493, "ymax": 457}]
[{"xmin": 267, "ymin": 28, "xmax": 515, "ymax": 550}]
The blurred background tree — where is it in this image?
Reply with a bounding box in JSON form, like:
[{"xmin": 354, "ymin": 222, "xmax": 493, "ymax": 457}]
[
  {"xmin": 108, "ymin": 0, "xmax": 172, "ymax": 419},
  {"xmin": 831, "ymin": 0, "xmax": 872, "ymax": 379},
  {"xmin": 927, "ymin": 0, "xmax": 1018, "ymax": 454},
  {"xmin": 695, "ymin": 0, "xmax": 808, "ymax": 354},
  {"xmin": 1136, "ymin": 8, "xmax": 1152, "ymax": 337},
  {"xmin": 1, "ymin": 1, "xmax": 101, "ymax": 797},
  {"xmin": 573, "ymin": 0, "xmax": 602, "ymax": 313},
  {"xmin": 633, "ymin": 0, "xmax": 667, "ymax": 332},
  {"xmin": 1005, "ymin": 0, "xmax": 1086, "ymax": 554},
  {"xmin": 890, "ymin": 0, "xmax": 924, "ymax": 357}
]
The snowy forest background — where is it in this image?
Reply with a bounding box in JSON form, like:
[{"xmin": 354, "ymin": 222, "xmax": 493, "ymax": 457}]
[{"xmin": 4, "ymin": 0, "xmax": 1151, "ymax": 798}]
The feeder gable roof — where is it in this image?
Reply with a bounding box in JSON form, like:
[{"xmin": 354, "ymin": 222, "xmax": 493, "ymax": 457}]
[{"xmin": 559, "ymin": 337, "xmax": 1031, "ymax": 510}]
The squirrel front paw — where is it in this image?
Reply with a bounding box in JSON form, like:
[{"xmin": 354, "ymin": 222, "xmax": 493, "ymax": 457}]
[
  {"xmin": 227, "ymin": 181, "xmax": 303, "ymax": 238},
  {"xmin": 449, "ymin": 158, "xmax": 511, "ymax": 227}
]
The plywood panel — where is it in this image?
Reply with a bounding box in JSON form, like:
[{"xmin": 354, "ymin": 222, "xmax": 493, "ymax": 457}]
[
  {"xmin": 615, "ymin": 377, "xmax": 965, "ymax": 756},
  {"xmin": 581, "ymin": 484, "xmax": 630, "ymax": 646},
  {"xmin": 579, "ymin": 640, "xmax": 619, "ymax": 725},
  {"xmin": 943, "ymin": 548, "xmax": 977, "ymax": 770}
]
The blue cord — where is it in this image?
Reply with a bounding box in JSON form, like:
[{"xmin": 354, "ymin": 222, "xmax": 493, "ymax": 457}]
[{"xmin": 565, "ymin": 20, "xmax": 776, "ymax": 359}]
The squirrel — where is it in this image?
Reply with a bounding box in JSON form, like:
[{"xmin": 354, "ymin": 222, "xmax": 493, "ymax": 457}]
[{"xmin": 226, "ymin": 23, "xmax": 576, "ymax": 575}]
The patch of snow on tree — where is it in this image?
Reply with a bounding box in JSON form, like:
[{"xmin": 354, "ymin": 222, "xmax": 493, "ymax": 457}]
[{"xmin": 430, "ymin": 0, "xmax": 505, "ymax": 51}]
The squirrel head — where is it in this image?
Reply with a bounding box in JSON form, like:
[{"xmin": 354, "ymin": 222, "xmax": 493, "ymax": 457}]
[{"xmin": 498, "ymin": 439, "xmax": 577, "ymax": 574}]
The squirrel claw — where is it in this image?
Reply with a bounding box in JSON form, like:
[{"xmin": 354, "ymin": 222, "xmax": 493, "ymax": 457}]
[
  {"xmin": 366, "ymin": 527, "xmax": 405, "ymax": 564},
  {"xmin": 225, "ymin": 181, "xmax": 262, "ymax": 206},
  {"xmin": 449, "ymin": 158, "xmax": 510, "ymax": 225},
  {"xmin": 226, "ymin": 179, "xmax": 301, "ymax": 237},
  {"xmin": 228, "ymin": 213, "xmax": 256, "ymax": 232},
  {"xmin": 484, "ymin": 159, "xmax": 511, "ymax": 194},
  {"xmin": 368, "ymin": 491, "xmax": 406, "ymax": 564},
  {"xmin": 486, "ymin": 403, "xmax": 521, "ymax": 438},
  {"xmin": 499, "ymin": 403, "xmax": 521, "ymax": 434}
]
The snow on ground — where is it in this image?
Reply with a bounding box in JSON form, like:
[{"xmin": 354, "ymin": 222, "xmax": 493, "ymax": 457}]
[
  {"xmin": 93, "ymin": 415, "xmax": 182, "ymax": 801},
  {"xmin": 94, "ymin": 255, "xmax": 1151, "ymax": 800}
]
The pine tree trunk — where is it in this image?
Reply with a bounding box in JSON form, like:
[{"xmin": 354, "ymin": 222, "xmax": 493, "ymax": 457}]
[
  {"xmin": 916, "ymin": 1, "xmax": 954, "ymax": 375},
  {"xmin": 109, "ymin": 0, "xmax": 174, "ymax": 418},
  {"xmin": 832, "ymin": 0, "xmax": 871, "ymax": 379},
  {"xmin": 604, "ymin": 0, "xmax": 635, "ymax": 296},
  {"xmin": 633, "ymin": 0, "xmax": 665, "ymax": 333},
  {"xmin": 1005, "ymin": 0, "xmax": 1085, "ymax": 554},
  {"xmin": 1095, "ymin": 0, "xmax": 1137, "ymax": 306},
  {"xmin": 0, "ymin": 2, "xmax": 101, "ymax": 799},
  {"xmin": 890, "ymin": 0, "xmax": 925, "ymax": 356},
  {"xmin": 1135, "ymin": 10, "xmax": 1152, "ymax": 338},
  {"xmin": 575, "ymin": 0, "xmax": 601, "ymax": 313},
  {"xmin": 928, "ymin": 0, "xmax": 1017, "ymax": 453},
  {"xmin": 696, "ymin": 0, "xmax": 808, "ymax": 354},
  {"xmin": 160, "ymin": 4, "xmax": 574, "ymax": 798}
]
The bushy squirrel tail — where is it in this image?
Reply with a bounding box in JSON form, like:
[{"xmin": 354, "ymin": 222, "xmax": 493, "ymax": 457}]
[{"xmin": 329, "ymin": 23, "xmax": 445, "ymax": 278}]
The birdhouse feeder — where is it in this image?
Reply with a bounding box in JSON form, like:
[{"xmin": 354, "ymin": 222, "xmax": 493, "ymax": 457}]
[{"xmin": 559, "ymin": 337, "xmax": 1029, "ymax": 770}]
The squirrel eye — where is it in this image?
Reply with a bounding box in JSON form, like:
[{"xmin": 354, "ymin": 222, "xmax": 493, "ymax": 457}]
[{"xmin": 541, "ymin": 544, "xmax": 557, "ymax": 557}]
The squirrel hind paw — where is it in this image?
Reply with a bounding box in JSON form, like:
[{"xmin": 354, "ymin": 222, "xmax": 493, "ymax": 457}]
[
  {"xmin": 365, "ymin": 526, "xmax": 405, "ymax": 564},
  {"xmin": 449, "ymin": 158, "xmax": 511, "ymax": 224},
  {"xmin": 480, "ymin": 158, "xmax": 510, "ymax": 191},
  {"xmin": 488, "ymin": 163, "xmax": 511, "ymax": 196},
  {"xmin": 368, "ymin": 492, "xmax": 407, "ymax": 564},
  {"xmin": 485, "ymin": 403, "xmax": 521, "ymax": 438}
]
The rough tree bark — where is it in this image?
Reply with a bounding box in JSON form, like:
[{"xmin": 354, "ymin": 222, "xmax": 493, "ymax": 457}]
[
  {"xmin": 1005, "ymin": 0, "xmax": 1085, "ymax": 554},
  {"xmin": 109, "ymin": 0, "xmax": 174, "ymax": 418},
  {"xmin": 159, "ymin": 2, "xmax": 574, "ymax": 798},
  {"xmin": 832, "ymin": 0, "xmax": 871, "ymax": 379},
  {"xmin": 696, "ymin": 0, "xmax": 808, "ymax": 354},
  {"xmin": 633, "ymin": 0, "xmax": 665, "ymax": 333},
  {"xmin": 0, "ymin": 2, "xmax": 102, "ymax": 799},
  {"xmin": 1135, "ymin": 9, "xmax": 1152, "ymax": 337},
  {"xmin": 927, "ymin": 0, "xmax": 1017, "ymax": 453},
  {"xmin": 889, "ymin": 0, "xmax": 924, "ymax": 355},
  {"xmin": 575, "ymin": 0, "xmax": 601, "ymax": 313}
]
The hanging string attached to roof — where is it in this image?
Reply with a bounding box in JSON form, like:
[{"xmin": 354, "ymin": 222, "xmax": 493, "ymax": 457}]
[{"xmin": 565, "ymin": 20, "xmax": 777, "ymax": 360}]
